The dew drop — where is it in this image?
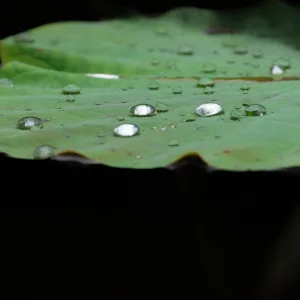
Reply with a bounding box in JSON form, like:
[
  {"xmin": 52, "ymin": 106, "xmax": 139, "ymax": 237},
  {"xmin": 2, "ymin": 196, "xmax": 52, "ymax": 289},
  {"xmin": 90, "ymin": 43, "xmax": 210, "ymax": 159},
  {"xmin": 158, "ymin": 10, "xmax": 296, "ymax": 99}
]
[
  {"xmin": 177, "ymin": 45, "xmax": 194, "ymax": 56},
  {"xmin": 182, "ymin": 113, "xmax": 196, "ymax": 122},
  {"xmin": 233, "ymin": 45, "xmax": 248, "ymax": 55},
  {"xmin": 244, "ymin": 104, "xmax": 266, "ymax": 116},
  {"xmin": 204, "ymin": 86, "xmax": 214, "ymax": 94},
  {"xmin": 195, "ymin": 103, "xmax": 224, "ymax": 117},
  {"xmin": 273, "ymin": 57, "xmax": 291, "ymax": 70},
  {"xmin": 196, "ymin": 77, "xmax": 215, "ymax": 88},
  {"xmin": 230, "ymin": 108, "xmax": 243, "ymax": 121},
  {"xmin": 240, "ymin": 83, "xmax": 250, "ymax": 93},
  {"xmin": 148, "ymin": 81, "xmax": 160, "ymax": 90},
  {"xmin": 172, "ymin": 86, "xmax": 182, "ymax": 94},
  {"xmin": 129, "ymin": 104, "xmax": 156, "ymax": 117},
  {"xmin": 0, "ymin": 78, "xmax": 14, "ymax": 88},
  {"xmin": 252, "ymin": 50, "xmax": 264, "ymax": 59},
  {"xmin": 270, "ymin": 65, "xmax": 284, "ymax": 80},
  {"xmin": 113, "ymin": 123, "xmax": 140, "ymax": 137},
  {"xmin": 17, "ymin": 116, "xmax": 43, "ymax": 130},
  {"xmin": 116, "ymin": 115, "xmax": 125, "ymax": 121},
  {"xmin": 168, "ymin": 139, "xmax": 179, "ymax": 147},
  {"xmin": 62, "ymin": 84, "xmax": 81, "ymax": 95},
  {"xmin": 201, "ymin": 63, "xmax": 216, "ymax": 73},
  {"xmin": 155, "ymin": 103, "xmax": 169, "ymax": 112},
  {"xmin": 66, "ymin": 95, "xmax": 75, "ymax": 102},
  {"xmin": 33, "ymin": 145, "xmax": 57, "ymax": 159}
]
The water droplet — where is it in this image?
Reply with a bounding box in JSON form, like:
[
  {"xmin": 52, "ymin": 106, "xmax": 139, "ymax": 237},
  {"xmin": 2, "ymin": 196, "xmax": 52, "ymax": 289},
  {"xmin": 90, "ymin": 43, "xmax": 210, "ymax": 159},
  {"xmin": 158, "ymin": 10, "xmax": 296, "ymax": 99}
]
[
  {"xmin": 252, "ymin": 50, "xmax": 263, "ymax": 58},
  {"xmin": 151, "ymin": 60, "xmax": 160, "ymax": 66},
  {"xmin": 252, "ymin": 63, "xmax": 260, "ymax": 69},
  {"xmin": 66, "ymin": 95, "xmax": 75, "ymax": 102},
  {"xmin": 155, "ymin": 27, "xmax": 168, "ymax": 36},
  {"xmin": 270, "ymin": 65, "xmax": 284, "ymax": 80},
  {"xmin": 182, "ymin": 113, "xmax": 196, "ymax": 122},
  {"xmin": 240, "ymin": 83, "xmax": 250, "ymax": 93},
  {"xmin": 172, "ymin": 86, "xmax": 182, "ymax": 94},
  {"xmin": 230, "ymin": 108, "xmax": 243, "ymax": 121},
  {"xmin": 155, "ymin": 103, "xmax": 169, "ymax": 112},
  {"xmin": 62, "ymin": 84, "xmax": 81, "ymax": 95},
  {"xmin": 244, "ymin": 104, "xmax": 266, "ymax": 116},
  {"xmin": 116, "ymin": 115, "xmax": 125, "ymax": 121},
  {"xmin": 14, "ymin": 32, "xmax": 35, "ymax": 43},
  {"xmin": 273, "ymin": 57, "xmax": 291, "ymax": 70},
  {"xmin": 204, "ymin": 86, "xmax": 214, "ymax": 94},
  {"xmin": 0, "ymin": 78, "xmax": 14, "ymax": 87},
  {"xmin": 168, "ymin": 139, "xmax": 179, "ymax": 147},
  {"xmin": 113, "ymin": 123, "xmax": 140, "ymax": 137},
  {"xmin": 227, "ymin": 58, "xmax": 235, "ymax": 64},
  {"xmin": 201, "ymin": 63, "xmax": 216, "ymax": 73},
  {"xmin": 177, "ymin": 45, "xmax": 194, "ymax": 56},
  {"xmin": 196, "ymin": 77, "xmax": 215, "ymax": 88},
  {"xmin": 148, "ymin": 81, "xmax": 160, "ymax": 90},
  {"xmin": 129, "ymin": 104, "xmax": 156, "ymax": 117},
  {"xmin": 195, "ymin": 103, "xmax": 224, "ymax": 117},
  {"xmin": 17, "ymin": 116, "xmax": 43, "ymax": 130},
  {"xmin": 33, "ymin": 145, "xmax": 56, "ymax": 159},
  {"xmin": 233, "ymin": 45, "xmax": 248, "ymax": 55}
]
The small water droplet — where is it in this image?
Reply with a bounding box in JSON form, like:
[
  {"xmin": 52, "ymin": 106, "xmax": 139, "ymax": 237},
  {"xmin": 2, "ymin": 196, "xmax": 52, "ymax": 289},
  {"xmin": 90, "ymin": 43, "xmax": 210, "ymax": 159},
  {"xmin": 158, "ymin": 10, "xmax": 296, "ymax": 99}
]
[
  {"xmin": 273, "ymin": 57, "xmax": 291, "ymax": 70},
  {"xmin": 233, "ymin": 45, "xmax": 248, "ymax": 55},
  {"xmin": 0, "ymin": 78, "xmax": 14, "ymax": 87},
  {"xmin": 227, "ymin": 58, "xmax": 235, "ymax": 64},
  {"xmin": 129, "ymin": 104, "xmax": 156, "ymax": 117},
  {"xmin": 113, "ymin": 123, "xmax": 140, "ymax": 137},
  {"xmin": 230, "ymin": 109, "xmax": 243, "ymax": 121},
  {"xmin": 17, "ymin": 116, "xmax": 43, "ymax": 130},
  {"xmin": 155, "ymin": 103, "xmax": 169, "ymax": 112},
  {"xmin": 204, "ymin": 86, "xmax": 214, "ymax": 94},
  {"xmin": 33, "ymin": 145, "xmax": 57, "ymax": 159},
  {"xmin": 62, "ymin": 84, "xmax": 81, "ymax": 95},
  {"xmin": 172, "ymin": 86, "xmax": 182, "ymax": 94},
  {"xmin": 168, "ymin": 139, "xmax": 179, "ymax": 147},
  {"xmin": 196, "ymin": 77, "xmax": 215, "ymax": 88},
  {"xmin": 116, "ymin": 115, "xmax": 125, "ymax": 121},
  {"xmin": 195, "ymin": 103, "xmax": 224, "ymax": 117},
  {"xmin": 240, "ymin": 83, "xmax": 250, "ymax": 93},
  {"xmin": 201, "ymin": 63, "xmax": 216, "ymax": 73},
  {"xmin": 244, "ymin": 104, "xmax": 266, "ymax": 116},
  {"xmin": 252, "ymin": 50, "xmax": 264, "ymax": 58},
  {"xmin": 155, "ymin": 27, "xmax": 168, "ymax": 36},
  {"xmin": 252, "ymin": 63, "xmax": 260, "ymax": 69},
  {"xmin": 177, "ymin": 45, "xmax": 194, "ymax": 56},
  {"xmin": 270, "ymin": 65, "xmax": 284, "ymax": 80},
  {"xmin": 182, "ymin": 113, "xmax": 196, "ymax": 122},
  {"xmin": 148, "ymin": 81, "xmax": 160, "ymax": 90},
  {"xmin": 151, "ymin": 60, "xmax": 160, "ymax": 66},
  {"xmin": 66, "ymin": 95, "xmax": 75, "ymax": 102}
]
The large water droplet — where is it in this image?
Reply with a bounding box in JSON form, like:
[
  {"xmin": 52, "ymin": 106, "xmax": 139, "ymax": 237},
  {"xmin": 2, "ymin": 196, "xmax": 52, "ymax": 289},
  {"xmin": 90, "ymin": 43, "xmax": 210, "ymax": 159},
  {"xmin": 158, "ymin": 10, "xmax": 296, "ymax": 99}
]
[
  {"xmin": 155, "ymin": 103, "xmax": 169, "ymax": 112},
  {"xmin": 201, "ymin": 63, "xmax": 216, "ymax": 73},
  {"xmin": 168, "ymin": 139, "xmax": 179, "ymax": 147},
  {"xmin": 172, "ymin": 86, "xmax": 182, "ymax": 94},
  {"xmin": 230, "ymin": 108, "xmax": 243, "ymax": 121},
  {"xmin": 0, "ymin": 78, "xmax": 14, "ymax": 87},
  {"xmin": 182, "ymin": 113, "xmax": 196, "ymax": 122},
  {"xmin": 66, "ymin": 95, "xmax": 75, "ymax": 102},
  {"xmin": 197, "ymin": 77, "xmax": 215, "ymax": 88},
  {"xmin": 177, "ymin": 45, "xmax": 194, "ymax": 56},
  {"xmin": 17, "ymin": 117, "xmax": 43, "ymax": 130},
  {"xmin": 129, "ymin": 104, "xmax": 156, "ymax": 117},
  {"xmin": 233, "ymin": 45, "xmax": 248, "ymax": 55},
  {"xmin": 62, "ymin": 84, "xmax": 81, "ymax": 95},
  {"xmin": 273, "ymin": 58, "xmax": 291, "ymax": 70},
  {"xmin": 195, "ymin": 103, "xmax": 224, "ymax": 117},
  {"xmin": 148, "ymin": 81, "xmax": 160, "ymax": 90},
  {"xmin": 240, "ymin": 83, "xmax": 250, "ymax": 93},
  {"xmin": 114, "ymin": 123, "xmax": 140, "ymax": 137},
  {"xmin": 244, "ymin": 104, "xmax": 266, "ymax": 116},
  {"xmin": 33, "ymin": 145, "xmax": 57, "ymax": 159}
]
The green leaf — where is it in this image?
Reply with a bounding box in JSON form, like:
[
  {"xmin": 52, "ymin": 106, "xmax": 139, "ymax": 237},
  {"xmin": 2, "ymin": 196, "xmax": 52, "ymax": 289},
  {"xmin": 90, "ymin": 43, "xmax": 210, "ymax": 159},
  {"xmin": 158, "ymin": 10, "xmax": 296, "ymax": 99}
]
[{"xmin": 1, "ymin": 1, "xmax": 300, "ymax": 169}]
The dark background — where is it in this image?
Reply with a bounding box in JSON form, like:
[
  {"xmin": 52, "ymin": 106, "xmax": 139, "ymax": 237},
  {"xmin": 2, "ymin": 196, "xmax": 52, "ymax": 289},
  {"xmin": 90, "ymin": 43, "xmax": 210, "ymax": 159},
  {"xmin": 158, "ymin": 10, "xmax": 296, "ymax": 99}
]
[{"xmin": 1, "ymin": 0, "xmax": 300, "ymax": 39}]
